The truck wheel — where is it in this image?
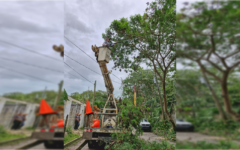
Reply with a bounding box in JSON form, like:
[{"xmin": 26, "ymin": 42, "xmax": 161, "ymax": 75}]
[{"xmin": 44, "ymin": 141, "xmax": 63, "ymax": 149}]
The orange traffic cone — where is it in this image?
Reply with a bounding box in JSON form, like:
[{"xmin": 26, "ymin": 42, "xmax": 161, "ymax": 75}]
[
  {"xmin": 57, "ymin": 120, "xmax": 64, "ymax": 127},
  {"xmin": 85, "ymin": 99, "xmax": 94, "ymax": 115},
  {"xmin": 37, "ymin": 99, "xmax": 57, "ymax": 115},
  {"xmin": 91, "ymin": 120, "xmax": 100, "ymax": 128}
]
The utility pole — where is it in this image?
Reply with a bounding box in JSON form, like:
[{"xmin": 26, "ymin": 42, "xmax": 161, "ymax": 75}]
[
  {"xmin": 134, "ymin": 85, "xmax": 136, "ymax": 106},
  {"xmin": 53, "ymin": 80, "xmax": 64, "ymax": 110},
  {"xmin": 92, "ymin": 81, "xmax": 96, "ymax": 108}
]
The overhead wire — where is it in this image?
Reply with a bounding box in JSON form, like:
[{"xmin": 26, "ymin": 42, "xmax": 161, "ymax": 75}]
[
  {"xmin": 64, "ymin": 62, "xmax": 94, "ymax": 84},
  {"xmin": 64, "ymin": 36, "xmax": 121, "ymax": 81},
  {"xmin": 0, "ymin": 57, "xmax": 62, "ymax": 73},
  {"xmin": 64, "ymin": 54, "xmax": 121, "ymax": 84},
  {"xmin": 0, "ymin": 65, "xmax": 56, "ymax": 84},
  {"xmin": 0, "ymin": 40, "xmax": 62, "ymax": 62}
]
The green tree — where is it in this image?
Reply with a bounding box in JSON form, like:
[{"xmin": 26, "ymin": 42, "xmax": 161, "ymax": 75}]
[
  {"xmin": 103, "ymin": 0, "xmax": 176, "ymax": 129},
  {"xmin": 177, "ymin": 1, "xmax": 240, "ymax": 121}
]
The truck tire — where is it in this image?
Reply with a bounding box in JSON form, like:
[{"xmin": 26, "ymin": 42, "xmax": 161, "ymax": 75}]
[{"xmin": 44, "ymin": 140, "xmax": 63, "ymax": 149}]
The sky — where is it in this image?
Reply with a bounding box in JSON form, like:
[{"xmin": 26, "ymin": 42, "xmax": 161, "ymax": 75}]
[
  {"xmin": 0, "ymin": 1, "xmax": 64, "ymax": 96},
  {"xmin": 0, "ymin": 0, "xmax": 203, "ymax": 97}
]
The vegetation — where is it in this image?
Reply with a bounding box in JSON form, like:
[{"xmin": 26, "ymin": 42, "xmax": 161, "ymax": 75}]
[
  {"xmin": 177, "ymin": 141, "xmax": 240, "ymax": 149},
  {"xmin": 2, "ymin": 90, "xmax": 64, "ymax": 105},
  {"xmin": 0, "ymin": 126, "xmax": 26, "ymax": 142},
  {"xmin": 177, "ymin": 0, "xmax": 240, "ymax": 122},
  {"xmin": 64, "ymin": 126, "xmax": 81, "ymax": 143},
  {"xmin": 70, "ymin": 90, "xmax": 108, "ymax": 108},
  {"xmin": 105, "ymin": 98, "xmax": 175, "ymax": 150},
  {"xmin": 103, "ymin": 0, "xmax": 176, "ymax": 130}
]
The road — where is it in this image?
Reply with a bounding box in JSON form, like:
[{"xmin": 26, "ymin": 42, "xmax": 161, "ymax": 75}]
[
  {"xmin": 0, "ymin": 139, "xmax": 62, "ymax": 150},
  {"xmin": 177, "ymin": 132, "xmax": 240, "ymax": 144},
  {"xmin": 65, "ymin": 132, "xmax": 176, "ymax": 150}
]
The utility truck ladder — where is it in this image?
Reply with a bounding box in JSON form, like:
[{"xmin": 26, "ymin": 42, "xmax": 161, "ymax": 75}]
[{"xmin": 91, "ymin": 45, "xmax": 118, "ymax": 128}]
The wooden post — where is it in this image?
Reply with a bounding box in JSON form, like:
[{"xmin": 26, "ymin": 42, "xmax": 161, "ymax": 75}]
[
  {"xmin": 53, "ymin": 80, "xmax": 64, "ymax": 110},
  {"xmin": 64, "ymin": 115, "xmax": 68, "ymax": 136},
  {"xmin": 92, "ymin": 81, "xmax": 96, "ymax": 108},
  {"xmin": 134, "ymin": 85, "xmax": 136, "ymax": 106}
]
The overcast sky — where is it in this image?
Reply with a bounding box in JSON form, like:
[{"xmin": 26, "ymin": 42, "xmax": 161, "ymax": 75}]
[
  {"xmin": 0, "ymin": 0, "xmax": 205, "ymax": 97},
  {"xmin": 64, "ymin": 0, "xmax": 157, "ymax": 98},
  {"xmin": 0, "ymin": 1, "xmax": 64, "ymax": 96}
]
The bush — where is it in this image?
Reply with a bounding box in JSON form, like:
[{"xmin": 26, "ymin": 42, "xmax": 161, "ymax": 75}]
[{"xmin": 66, "ymin": 126, "xmax": 73, "ymax": 135}]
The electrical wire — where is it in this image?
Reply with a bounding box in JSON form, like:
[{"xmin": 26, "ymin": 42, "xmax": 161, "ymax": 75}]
[
  {"xmin": 64, "ymin": 62, "xmax": 94, "ymax": 84},
  {"xmin": 0, "ymin": 65, "xmax": 56, "ymax": 84},
  {"xmin": 64, "ymin": 54, "xmax": 121, "ymax": 84},
  {"xmin": 0, "ymin": 57, "xmax": 62, "ymax": 73},
  {"xmin": 64, "ymin": 36, "xmax": 121, "ymax": 81},
  {"xmin": 0, "ymin": 40, "xmax": 62, "ymax": 62}
]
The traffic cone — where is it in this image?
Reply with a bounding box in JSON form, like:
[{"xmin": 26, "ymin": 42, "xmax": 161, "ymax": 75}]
[
  {"xmin": 85, "ymin": 99, "xmax": 94, "ymax": 115},
  {"xmin": 91, "ymin": 120, "xmax": 100, "ymax": 128},
  {"xmin": 57, "ymin": 120, "xmax": 64, "ymax": 127},
  {"xmin": 37, "ymin": 99, "xmax": 57, "ymax": 115}
]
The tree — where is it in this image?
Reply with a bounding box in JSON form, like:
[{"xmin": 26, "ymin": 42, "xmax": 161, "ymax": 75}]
[
  {"xmin": 103, "ymin": 0, "xmax": 176, "ymax": 129},
  {"xmin": 177, "ymin": 1, "xmax": 240, "ymax": 121}
]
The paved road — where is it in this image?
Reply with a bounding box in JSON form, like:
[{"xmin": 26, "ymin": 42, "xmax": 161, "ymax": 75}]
[
  {"xmin": 177, "ymin": 132, "xmax": 240, "ymax": 144},
  {"xmin": 65, "ymin": 132, "xmax": 175, "ymax": 150},
  {"xmin": 0, "ymin": 139, "xmax": 63, "ymax": 150},
  {"xmin": 140, "ymin": 131, "xmax": 176, "ymax": 146}
]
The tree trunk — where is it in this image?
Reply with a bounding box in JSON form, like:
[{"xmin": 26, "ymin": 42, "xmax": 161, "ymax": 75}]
[
  {"xmin": 154, "ymin": 71, "xmax": 166, "ymax": 121},
  {"xmin": 221, "ymin": 73, "xmax": 240, "ymax": 121},
  {"xmin": 201, "ymin": 71, "xmax": 228, "ymax": 122},
  {"xmin": 162, "ymin": 73, "xmax": 176, "ymax": 130}
]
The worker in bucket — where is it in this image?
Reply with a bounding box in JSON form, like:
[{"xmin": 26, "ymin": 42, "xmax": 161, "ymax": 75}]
[{"xmin": 102, "ymin": 38, "xmax": 116, "ymax": 47}]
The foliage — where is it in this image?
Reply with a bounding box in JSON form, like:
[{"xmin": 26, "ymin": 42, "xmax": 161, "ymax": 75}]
[
  {"xmin": 70, "ymin": 90, "xmax": 107, "ymax": 108},
  {"xmin": 177, "ymin": 140, "xmax": 240, "ymax": 149},
  {"xmin": 177, "ymin": 0, "xmax": 240, "ymax": 121},
  {"xmin": 66, "ymin": 126, "xmax": 73, "ymax": 135},
  {"xmin": 3, "ymin": 90, "xmax": 64, "ymax": 105}
]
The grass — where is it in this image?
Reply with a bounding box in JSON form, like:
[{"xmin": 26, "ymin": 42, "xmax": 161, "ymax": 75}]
[
  {"xmin": 177, "ymin": 140, "xmax": 240, "ymax": 149},
  {"xmin": 0, "ymin": 132, "xmax": 27, "ymax": 142},
  {"xmin": 64, "ymin": 134, "xmax": 81, "ymax": 143}
]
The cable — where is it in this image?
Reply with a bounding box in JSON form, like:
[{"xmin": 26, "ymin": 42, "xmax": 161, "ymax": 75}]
[
  {"xmin": 0, "ymin": 57, "xmax": 62, "ymax": 73},
  {"xmin": 64, "ymin": 36, "xmax": 96, "ymax": 62},
  {"xmin": 64, "ymin": 54, "xmax": 101, "ymax": 75},
  {"xmin": 64, "ymin": 54, "xmax": 121, "ymax": 84},
  {"xmin": 64, "ymin": 36, "xmax": 121, "ymax": 81},
  {"xmin": 64, "ymin": 62, "xmax": 94, "ymax": 84},
  {"xmin": 0, "ymin": 65, "xmax": 56, "ymax": 84},
  {"xmin": 0, "ymin": 40, "xmax": 62, "ymax": 62}
]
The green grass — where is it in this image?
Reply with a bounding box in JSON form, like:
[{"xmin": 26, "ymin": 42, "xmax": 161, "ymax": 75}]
[
  {"xmin": 177, "ymin": 141, "xmax": 240, "ymax": 149},
  {"xmin": 0, "ymin": 133, "xmax": 27, "ymax": 142},
  {"xmin": 64, "ymin": 134, "xmax": 81, "ymax": 143}
]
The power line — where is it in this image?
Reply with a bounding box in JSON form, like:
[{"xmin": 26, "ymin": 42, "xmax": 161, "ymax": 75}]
[
  {"xmin": 0, "ymin": 57, "xmax": 62, "ymax": 73},
  {"xmin": 64, "ymin": 36, "xmax": 121, "ymax": 81},
  {"xmin": 0, "ymin": 40, "xmax": 62, "ymax": 62},
  {"xmin": 64, "ymin": 36, "xmax": 96, "ymax": 62},
  {"xmin": 0, "ymin": 65, "xmax": 56, "ymax": 84},
  {"xmin": 64, "ymin": 54, "xmax": 121, "ymax": 84},
  {"xmin": 64, "ymin": 62, "xmax": 93, "ymax": 84}
]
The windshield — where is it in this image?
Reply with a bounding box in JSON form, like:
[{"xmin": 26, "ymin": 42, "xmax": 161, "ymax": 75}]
[{"xmin": 142, "ymin": 119, "xmax": 148, "ymax": 122}]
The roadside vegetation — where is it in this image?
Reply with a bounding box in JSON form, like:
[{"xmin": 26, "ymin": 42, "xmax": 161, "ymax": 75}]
[
  {"xmin": 177, "ymin": 141, "xmax": 240, "ymax": 149},
  {"xmin": 0, "ymin": 126, "xmax": 26, "ymax": 142},
  {"xmin": 64, "ymin": 126, "xmax": 81, "ymax": 143}
]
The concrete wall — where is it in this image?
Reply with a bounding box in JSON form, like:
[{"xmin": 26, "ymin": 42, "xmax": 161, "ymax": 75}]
[
  {"xmin": 64, "ymin": 96, "xmax": 86, "ymax": 129},
  {"xmin": 0, "ymin": 97, "xmax": 39, "ymax": 129}
]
